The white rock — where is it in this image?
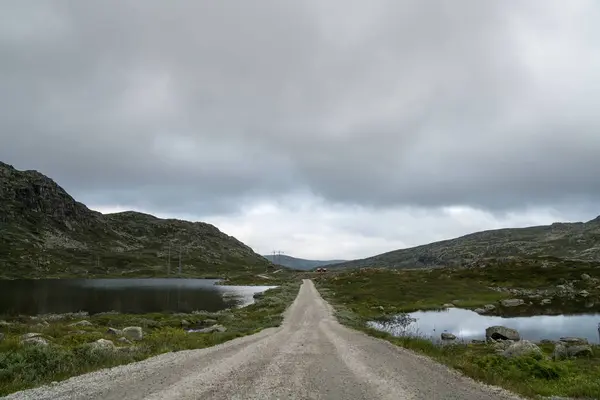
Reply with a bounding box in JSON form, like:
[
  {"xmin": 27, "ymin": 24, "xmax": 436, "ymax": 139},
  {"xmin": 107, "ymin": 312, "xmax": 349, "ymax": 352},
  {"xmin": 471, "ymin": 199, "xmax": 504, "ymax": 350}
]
[{"xmin": 123, "ymin": 326, "xmax": 143, "ymax": 340}]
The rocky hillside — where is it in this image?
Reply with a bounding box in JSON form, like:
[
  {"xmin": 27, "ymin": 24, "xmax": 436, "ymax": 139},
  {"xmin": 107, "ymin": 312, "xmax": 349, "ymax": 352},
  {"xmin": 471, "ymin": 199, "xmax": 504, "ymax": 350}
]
[
  {"xmin": 0, "ymin": 161, "xmax": 271, "ymax": 278},
  {"xmin": 328, "ymin": 218, "xmax": 600, "ymax": 270},
  {"xmin": 262, "ymin": 254, "xmax": 346, "ymax": 270}
]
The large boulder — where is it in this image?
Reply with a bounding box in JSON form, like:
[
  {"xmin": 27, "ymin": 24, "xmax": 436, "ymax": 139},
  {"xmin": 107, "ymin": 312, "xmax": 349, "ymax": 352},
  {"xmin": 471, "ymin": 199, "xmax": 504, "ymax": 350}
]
[
  {"xmin": 560, "ymin": 337, "xmax": 588, "ymax": 345},
  {"xmin": 503, "ymin": 340, "xmax": 542, "ymax": 358},
  {"xmin": 441, "ymin": 332, "xmax": 457, "ymax": 340},
  {"xmin": 486, "ymin": 326, "xmax": 520, "ymax": 341},
  {"xmin": 474, "ymin": 308, "xmax": 486, "ymax": 314},
  {"xmin": 89, "ymin": 339, "xmax": 116, "ymax": 352},
  {"xmin": 553, "ymin": 341, "xmax": 594, "ymax": 360},
  {"xmin": 501, "ymin": 299, "xmax": 524, "ymax": 307},
  {"xmin": 122, "ymin": 326, "xmax": 143, "ymax": 341}
]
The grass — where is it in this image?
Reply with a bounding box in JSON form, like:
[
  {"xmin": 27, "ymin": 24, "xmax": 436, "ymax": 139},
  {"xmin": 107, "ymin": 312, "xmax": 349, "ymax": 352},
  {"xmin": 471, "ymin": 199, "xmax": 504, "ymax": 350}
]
[
  {"xmin": 0, "ymin": 281, "xmax": 300, "ymax": 396},
  {"xmin": 314, "ymin": 264, "xmax": 600, "ymax": 399}
]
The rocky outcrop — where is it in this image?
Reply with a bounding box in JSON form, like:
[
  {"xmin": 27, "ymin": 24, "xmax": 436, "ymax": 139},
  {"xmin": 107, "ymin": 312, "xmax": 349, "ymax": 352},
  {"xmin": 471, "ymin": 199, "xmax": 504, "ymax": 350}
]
[{"xmin": 0, "ymin": 161, "xmax": 271, "ymax": 278}]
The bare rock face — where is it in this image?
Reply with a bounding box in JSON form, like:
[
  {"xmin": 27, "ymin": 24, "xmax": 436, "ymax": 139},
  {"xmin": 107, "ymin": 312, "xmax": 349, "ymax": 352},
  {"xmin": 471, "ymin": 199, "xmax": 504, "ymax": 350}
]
[{"xmin": 485, "ymin": 326, "xmax": 520, "ymax": 341}]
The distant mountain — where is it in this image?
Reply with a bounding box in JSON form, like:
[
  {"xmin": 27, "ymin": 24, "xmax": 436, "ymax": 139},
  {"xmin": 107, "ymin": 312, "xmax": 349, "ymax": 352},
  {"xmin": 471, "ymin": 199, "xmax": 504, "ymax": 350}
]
[
  {"xmin": 262, "ymin": 254, "xmax": 347, "ymax": 270},
  {"xmin": 327, "ymin": 218, "xmax": 600, "ymax": 270},
  {"xmin": 0, "ymin": 161, "xmax": 271, "ymax": 278}
]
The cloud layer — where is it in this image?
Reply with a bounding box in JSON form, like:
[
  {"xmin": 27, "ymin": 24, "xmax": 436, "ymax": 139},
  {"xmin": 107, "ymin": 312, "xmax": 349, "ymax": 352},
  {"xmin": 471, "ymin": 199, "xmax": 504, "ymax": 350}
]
[{"xmin": 1, "ymin": 1, "xmax": 599, "ymax": 258}]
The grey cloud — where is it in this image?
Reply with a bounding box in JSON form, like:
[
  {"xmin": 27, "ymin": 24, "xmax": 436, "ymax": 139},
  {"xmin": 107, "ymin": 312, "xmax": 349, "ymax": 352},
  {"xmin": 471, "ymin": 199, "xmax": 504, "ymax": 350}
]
[{"xmin": 1, "ymin": 0, "xmax": 599, "ymax": 215}]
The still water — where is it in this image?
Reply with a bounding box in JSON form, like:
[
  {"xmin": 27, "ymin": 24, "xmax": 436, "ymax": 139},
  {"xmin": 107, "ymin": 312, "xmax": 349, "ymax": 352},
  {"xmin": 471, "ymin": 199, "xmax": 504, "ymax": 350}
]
[
  {"xmin": 369, "ymin": 308, "xmax": 600, "ymax": 343},
  {"xmin": 0, "ymin": 279, "xmax": 277, "ymax": 315}
]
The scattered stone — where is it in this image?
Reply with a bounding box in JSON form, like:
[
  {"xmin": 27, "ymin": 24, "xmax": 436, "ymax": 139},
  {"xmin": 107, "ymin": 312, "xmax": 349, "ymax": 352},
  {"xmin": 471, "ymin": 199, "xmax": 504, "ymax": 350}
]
[
  {"xmin": 474, "ymin": 308, "xmax": 486, "ymax": 314},
  {"xmin": 21, "ymin": 336, "xmax": 49, "ymax": 346},
  {"xmin": 188, "ymin": 324, "xmax": 227, "ymax": 334},
  {"xmin": 442, "ymin": 303, "xmax": 454, "ymax": 308},
  {"xmin": 32, "ymin": 323, "xmax": 49, "ymax": 330},
  {"xmin": 68, "ymin": 330, "xmax": 87, "ymax": 335},
  {"xmin": 0, "ymin": 320, "xmax": 10, "ymax": 327},
  {"xmin": 485, "ymin": 326, "xmax": 520, "ymax": 341},
  {"xmin": 503, "ymin": 340, "xmax": 542, "ymax": 358},
  {"xmin": 203, "ymin": 319, "xmax": 218, "ymax": 326},
  {"xmin": 441, "ymin": 332, "xmax": 457, "ymax": 340},
  {"xmin": 0, "ymin": 332, "xmax": 4, "ymax": 342},
  {"xmin": 581, "ymin": 273, "xmax": 591, "ymax": 281},
  {"xmin": 484, "ymin": 304, "xmax": 496, "ymax": 311},
  {"xmin": 501, "ymin": 299, "xmax": 525, "ymax": 307},
  {"xmin": 560, "ymin": 337, "xmax": 588, "ymax": 345},
  {"xmin": 123, "ymin": 326, "xmax": 143, "ymax": 341},
  {"xmin": 540, "ymin": 299, "xmax": 552, "ymax": 305},
  {"xmin": 181, "ymin": 320, "xmax": 191, "ymax": 327},
  {"xmin": 106, "ymin": 327, "xmax": 122, "ymax": 335},
  {"xmin": 470, "ymin": 340, "xmax": 486, "ymax": 345},
  {"xmin": 21, "ymin": 332, "xmax": 43, "ymax": 340},
  {"xmin": 69, "ymin": 320, "xmax": 93, "ymax": 327},
  {"xmin": 117, "ymin": 337, "xmax": 132, "ymax": 345},
  {"xmin": 578, "ymin": 290, "xmax": 590, "ymax": 297},
  {"xmin": 90, "ymin": 339, "xmax": 116, "ymax": 352}
]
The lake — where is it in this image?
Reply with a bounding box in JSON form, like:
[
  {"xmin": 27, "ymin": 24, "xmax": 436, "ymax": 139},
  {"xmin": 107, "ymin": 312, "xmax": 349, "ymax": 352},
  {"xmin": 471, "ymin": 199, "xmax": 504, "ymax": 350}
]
[
  {"xmin": 0, "ymin": 279, "xmax": 277, "ymax": 316},
  {"xmin": 368, "ymin": 308, "xmax": 600, "ymax": 343}
]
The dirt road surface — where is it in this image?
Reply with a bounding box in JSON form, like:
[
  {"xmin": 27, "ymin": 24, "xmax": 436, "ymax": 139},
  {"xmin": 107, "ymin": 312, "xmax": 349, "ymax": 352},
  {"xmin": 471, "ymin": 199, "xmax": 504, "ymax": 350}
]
[{"xmin": 7, "ymin": 280, "xmax": 522, "ymax": 400}]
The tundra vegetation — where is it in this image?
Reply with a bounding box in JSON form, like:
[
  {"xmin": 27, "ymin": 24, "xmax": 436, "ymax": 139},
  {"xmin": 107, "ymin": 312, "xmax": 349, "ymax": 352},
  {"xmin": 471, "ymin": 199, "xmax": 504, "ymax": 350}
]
[
  {"xmin": 0, "ymin": 282, "xmax": 300, "ymax": 396},
  {"xmin": 314, "ymin": 258, "xmax": 600, "ymax": 399}
]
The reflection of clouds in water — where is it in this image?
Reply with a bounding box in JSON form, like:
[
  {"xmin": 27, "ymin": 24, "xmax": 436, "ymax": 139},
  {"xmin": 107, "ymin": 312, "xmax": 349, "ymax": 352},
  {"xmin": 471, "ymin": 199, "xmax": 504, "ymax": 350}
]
[
  {"xmin": 217, "ymin": 285, "xmax": 278, "ymax": 307},
  {"xmin": 370, "ymin": 309, "xmax": 600, "ymax": 343}
]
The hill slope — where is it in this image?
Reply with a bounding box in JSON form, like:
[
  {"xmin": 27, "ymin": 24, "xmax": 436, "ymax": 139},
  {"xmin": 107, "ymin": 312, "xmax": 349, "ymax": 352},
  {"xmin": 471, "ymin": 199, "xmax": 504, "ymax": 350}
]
[
  {"xmin": 328, "ymin": 218, "xmax": 600, "ymax": 269},
  {"xmin": 0, "ymin": 161, "xmax": 271, "ymax": 278},
  {"xmin": 262, "ymin": 254, "xmax": 346, "ymax": 270}
]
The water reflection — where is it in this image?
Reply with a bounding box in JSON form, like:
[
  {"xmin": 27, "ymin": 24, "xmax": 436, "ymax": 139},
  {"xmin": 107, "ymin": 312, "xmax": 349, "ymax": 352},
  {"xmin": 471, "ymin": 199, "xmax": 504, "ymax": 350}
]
[
  {"xmin": 0, "ymin": 279, "xmax": 277, "ymax": 315},
  {"xmin": 369, "ymin": 308, "xmax": 600, "ymax": 343}
]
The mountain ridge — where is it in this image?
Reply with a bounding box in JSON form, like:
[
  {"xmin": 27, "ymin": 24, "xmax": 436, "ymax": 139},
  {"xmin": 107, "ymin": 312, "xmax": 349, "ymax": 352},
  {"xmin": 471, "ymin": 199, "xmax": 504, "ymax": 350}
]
[
  {"xmin": 0, "ymin": 161, "xmax": 270, "ymax": 278},
  {"xmin": 262, "ymin": 254, "xmax": 346, "ymax": 270},
  {"xmin": 326, "ymin": 217, "xmax": 600, "ymax": 269}
]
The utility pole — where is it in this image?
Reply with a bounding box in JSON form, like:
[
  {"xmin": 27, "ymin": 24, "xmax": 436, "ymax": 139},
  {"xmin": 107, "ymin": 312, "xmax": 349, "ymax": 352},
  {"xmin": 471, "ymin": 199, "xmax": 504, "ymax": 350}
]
[
  {"xmin": 167, "ymin": 242, "xmax": 171, "ymax": 276},
  {"xmin": 178, "ymin": 245, "xmax": 182, "ymax": 275}
]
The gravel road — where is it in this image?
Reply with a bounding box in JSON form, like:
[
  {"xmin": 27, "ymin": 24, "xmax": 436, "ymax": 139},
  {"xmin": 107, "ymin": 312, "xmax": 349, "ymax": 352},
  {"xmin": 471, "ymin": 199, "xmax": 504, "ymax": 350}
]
[{"xmin": 7, "ymin": 279, "xmax": 523, "ymax": 400}]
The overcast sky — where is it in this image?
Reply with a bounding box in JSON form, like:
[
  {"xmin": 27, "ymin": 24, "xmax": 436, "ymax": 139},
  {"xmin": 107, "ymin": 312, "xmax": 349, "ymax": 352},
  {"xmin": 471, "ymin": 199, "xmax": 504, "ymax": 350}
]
[{"xmin": 2, "ymin": 1, "xmax": 600, "ymax": 259}]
